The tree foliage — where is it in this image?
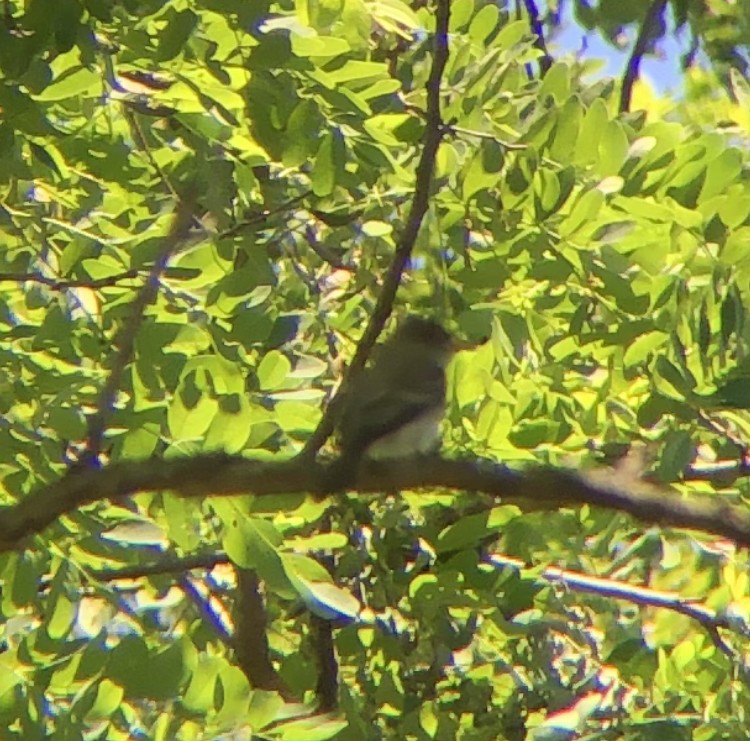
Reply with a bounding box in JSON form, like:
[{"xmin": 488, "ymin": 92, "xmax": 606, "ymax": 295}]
[{"xmin": 1, "ymin": 0, "xmax": 750, "ymax": 739}]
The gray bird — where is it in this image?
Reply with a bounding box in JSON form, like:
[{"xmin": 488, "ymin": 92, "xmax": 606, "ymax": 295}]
[{"xmin": 325, "ymin": 316, "xmax": 456, "ymax": 490}]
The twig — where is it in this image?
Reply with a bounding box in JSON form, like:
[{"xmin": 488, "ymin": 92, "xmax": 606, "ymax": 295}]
[
  {"xmin": 218, "ymin": 190, "xmax": 312, "ymax": 240},
  {"xmin": 521, "ymin": 0, "xmax": 553, "ymax": 74},
  {"xmin": 619, "ymin": 0, "xmax": 668, "ymax": 113},
  {"xmin": 123, "ymin": 107, "xmax": 180, "ymax": 200},
  {"xmin": 0, "ymin": 269, "xmax": 141, "ymax": 290},
  {"xmin": 303, "ymin": 224, "xmax": 350, "ymax": 270},
  {"xmin": 300, "ymin": 0, "xmax": 452, "ymax": 458},
  {"xmin": 5, "ymin": 455, "xmax": 750, "ymax": 551},
  {"xmin": 491, "ymin": 554, "xmax": 750, "ymax": 685},
  {"xmin": 83, "ymin": 199, "xmax": 194, "ymax": 464},
  {"xmin": 489, "ymin": 554, "xmax": 733, "ymax": 629},
  {"xmin": 178, "ymin": 574, "xmax": 234, "ymax": 646},
  {"xmin": 684, "ymin": 459, "xmax": 750, "ymax": 482},
  {"xmin": 448, "ymin": 125, "xmax": 527, "ymax": 149},
  {"xmin": 34, "ymin": 552, "xmax": 229, "ymax": 591},
  {"xmin": 311, "ymin": 513, "xmax": 339, "ymax": 710}
]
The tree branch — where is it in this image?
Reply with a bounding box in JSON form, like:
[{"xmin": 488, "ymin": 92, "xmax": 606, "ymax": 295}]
[
  {"xmin": 218, "ymin": 190, "xmax": 313, "ymax": 240},
  {"xmin": 521, "ymin": 0, "xmax": 553, "ymax": 74},
  {"xmin": 234, "ymin": 567, "xmax": 290, "ymax": 695},
  {"xmin": 90, "ymin": 551, "xmax": 227, "ymax": 582},
  {"xmin": 300, "ymin": 0, "xmax": 452, "ymax": 458},
  {"xmin": 490, "ymin": 554, "xmax": 735, "ymax": 630},
  {"xmin": 178, "ymin": 574, "xmax": 234, "ymax": 646},
  {"xmin": 82, "ymin": 199, "xmax": 194, "ymax": 464},
  {"xmin": 4, "ymin": 454, "xmax": 750, "ymax": 551},
  {"xmin": 619, "ymin": 0, "xmax": 668, "ymax": 113},
  {"xmin": 490, "ymin": 553, "xmax": 750, "ymax": 684},
  {"xmin": 0, "ymin": 269, "xmax": 142, "ymax": 290}
]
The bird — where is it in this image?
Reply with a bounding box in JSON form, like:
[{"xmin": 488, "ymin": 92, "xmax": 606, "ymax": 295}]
[{"xmin": 324, "ymin": 316, "xmax": 456, "ymax": 491}]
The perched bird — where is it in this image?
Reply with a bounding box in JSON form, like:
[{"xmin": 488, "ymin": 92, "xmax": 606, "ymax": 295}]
[{"xmin": 325, "ymin": 316, "xmax": 456, "ymax": 490}]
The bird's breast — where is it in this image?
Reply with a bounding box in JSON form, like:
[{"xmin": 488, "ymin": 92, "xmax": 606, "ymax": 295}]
[{"xmin": 365, "ymin": 406, "xmax": 444, "ymax": 460}]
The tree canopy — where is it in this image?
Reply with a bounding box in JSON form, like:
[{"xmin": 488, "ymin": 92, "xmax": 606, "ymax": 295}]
[{"xmin": 1, "ymin": 0, "xmax": 750, "ymax": 739}]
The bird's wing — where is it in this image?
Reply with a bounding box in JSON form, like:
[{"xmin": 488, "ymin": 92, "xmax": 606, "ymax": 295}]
[{"xmin": 339, "ymin": 361, "xmax": 446, "ymax": 450}]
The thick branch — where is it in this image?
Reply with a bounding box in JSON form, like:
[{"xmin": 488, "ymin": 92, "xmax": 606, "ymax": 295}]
[
  {"xmin": 3, "ymin": 454, "xmax": 750, "ymax": 551},
  {"xmin": 301, "ymin": 0, "xmax": 451, "ymax": 457}
]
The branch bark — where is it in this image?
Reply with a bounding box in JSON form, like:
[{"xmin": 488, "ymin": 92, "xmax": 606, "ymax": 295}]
[
  {"xmin": 619, "ymin": 0, "xmax": 668, "ymax": 113},
  {"xmin": 4, "ymin": 454, "xmax": 750, "ymax": 551},
  {"xmin": 83, "ymin": 199, "xmax": 194, "ymax": 464}
]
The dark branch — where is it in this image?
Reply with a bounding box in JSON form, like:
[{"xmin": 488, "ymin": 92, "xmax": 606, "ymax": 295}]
[
  {"xmin": 218, "ymin": 190, "xmax": 313, "ymax": 240},
  {"xmin": 0, "ymin": 269, "xmax": 141, "ymax": 290},
  {"xmin": 521, "ymin": 0, "xmax": 553, "ymax": 74},
  {"xmin": 91, "ymin": 552, "xmax": 228, "ymax": 582},
  {"xmin": 312, "ymin": 613, "xmax": 339, "ymax": 711},
  {"xmin": 234, "ymin": 568, "xmax": 290, "ymax": 695},
  {"xmin": 619, "ymin": 0, "xmax": 668, "ymax": 113},
  {"xmin": 300, "ymin": 0, "xmax": 452, "ymax": 458},
  {"xmin": 179, "ymin": 574, "xmax": 234, "ymax": 646},
  {"xmin": 4, "ymin": 454, "xmax": 750, "ymax": 551},
  {"xmin": 311, "ymin": 515, "xmax": 338, "ymax": 710},
  {"xmin": 83, "ymin": 199, "xmax": 194, "ymax": 464}
]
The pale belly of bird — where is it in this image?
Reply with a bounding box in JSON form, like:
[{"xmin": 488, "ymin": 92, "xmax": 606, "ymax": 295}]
[{"xmin": 365, "ymin": 407, "xmax": 444, "ymax": 460}]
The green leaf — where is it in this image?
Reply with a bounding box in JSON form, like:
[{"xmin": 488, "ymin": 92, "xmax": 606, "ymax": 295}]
[
  {"xmin": 284, "ymin": 558, "xmax": 361, "ymax": 621},
  {"xmin": 34, "ymin": 65, "xmax": 99, "ymax": 101},
  {"xmin": 623, "ymin": 331, "xmax": 668, "ymax": 366},
  {"xmin": 311, "ymin": 128, "xmax": 345, "ymax": 196},
  {"xmin": 223, "ymin": 518, "xmax": 294, "ymax": 598},
  {"xmin": 436, "ymin": 508, "xmax": 517, "ymax": 553},
  {"xmin": 157, "ymin": 9, "xmax": 198, "ymax": 62},
  {"xmin": 84, "ymin": 679, "xmax": 124, "ymax": 722},
  {"xmin": 258, "ymin": 350, "xmax": 292, "ymax": 391},
  {"xmin": 655, "ymin": 430, "xmax": 694, "ymax": 482},
  {"xmin": 468, "ymin": 4, "xmax": 500, "ymax": 43}
]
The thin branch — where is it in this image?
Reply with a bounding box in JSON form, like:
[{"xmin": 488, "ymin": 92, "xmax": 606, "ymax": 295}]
[
  {"xmin": 521, "ymin": 0, "xmax": 553, "ymax": 74},
  {"xmin": 91, "ymin": 552, "xmax": 228, "ymax": 582},
  {"xmin": 489, "ymin": 554, "xmax": 733, "ymax": 629},
  {"xmin": 73, "ymin": 547, "xmax": 750, "ymax": 648},
  {"xmin": 312, "ymin": 613, "xmax": 339, "ymax": 710},
  {"xmin": 448, "ymin": 125, "xmax": 527, "ymax": 150},
  {"xmin": 684, "ymin": 459, "xmax": 750, "ymax": 482},
  {"xmin": 303, "ymin": 224, "xmax": 350, "ymax": 270},
  {"xmin": 300, "ymin": 0, "xmax": 452, "ymax": 458},
  {"xmin": 218, "ymin": 190, "xmax": 313, "ymax": 240},
  {"xmin": 490, "ymin": 554, "xmax": 750, "ymax": 684},
  {"xmin": 619, "ymin": 0, "xmax": 668, "ymax": 113},
  {"xmin": 124, "ymin": 106, "xmax": 180, "ymax": 200},
  {"xmin": 4, "ymin": 455, "xmax": 750, "ymax": 552},
  {"xmin": 0, "ymin": 269, "xmax": 141, "ymax": 290},
  {"xmin": 178, "ymin": 574, "xmax": 234, "ymax": 647},
  {"xmin": 83, "ymin": 199, "xmax": 194, "ymax": 464},
  {"xmin": 311, "ymin": 514, "xmax": 338, "ymax": 710},
  {"xmin": 234, "ymin": 568, "xmax": 291, "ymax": 695}
]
